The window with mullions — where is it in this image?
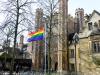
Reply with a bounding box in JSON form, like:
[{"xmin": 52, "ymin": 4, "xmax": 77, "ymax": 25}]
[
  {"xmin": 69, "ymin": 49, "xmax": 75, "ymax": 58},
  {"xmin": 92, "ymin": 41, "xmax": 100, "ymax": 53}
]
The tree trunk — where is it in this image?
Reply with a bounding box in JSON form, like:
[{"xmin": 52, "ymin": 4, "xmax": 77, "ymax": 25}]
[{"xmin": 10, "ymin": 0, "xmax": 19, "ymax": 74}]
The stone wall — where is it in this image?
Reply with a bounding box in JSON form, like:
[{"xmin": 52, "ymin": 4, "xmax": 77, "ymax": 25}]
[{"xmin": 79, "ymin": 36, "xmax": 100, "ymax": 75}]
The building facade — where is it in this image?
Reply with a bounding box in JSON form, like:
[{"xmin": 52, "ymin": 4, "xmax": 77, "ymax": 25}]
[
  {"xmin": 58, "ymin": 0, "xmax": 69, "ymax": 72},
  {"xmin": 69, "ymin": 10, "xmax": 100, "ymax": 75},
  {"xmin": 33, "ymin": 8, "xmax": 44, "ymax": 71}
]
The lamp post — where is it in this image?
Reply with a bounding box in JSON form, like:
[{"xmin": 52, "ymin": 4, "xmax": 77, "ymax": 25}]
[{"xmin": 73, "ymin": 33, "xmax": 79, "ymax": 75}]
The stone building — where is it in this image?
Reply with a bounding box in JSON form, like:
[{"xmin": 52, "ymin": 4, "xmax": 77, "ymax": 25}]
[
  {"xmin": 68, "ymin": 10, "xmax": 100, "ymax": 75},
  {"xmin": 75, "ymin": 8, "xmax": 84, "ymax": 33},
  {"xmin": 32, "ymin": 8, "xmax": 44, "ymax": 71},
  {"xmin": 50, "ymin": 12, "xmax": 77, "ymax": 72},
  {"xmin": 18, "ymin": 35, "xmax": 24, "ymax": 51},
  {"xmin": 27, "ymin": 1, "xmax": 98, "ymax": 74},
  {"xmin": 58, "ymin": 0, "xmax": 69, "ymax": 72}
]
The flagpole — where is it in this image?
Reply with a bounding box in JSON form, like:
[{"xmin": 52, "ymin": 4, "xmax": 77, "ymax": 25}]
[{"xmin": 44, "ymin": 23, "xmax": 47, "ymax": 74}]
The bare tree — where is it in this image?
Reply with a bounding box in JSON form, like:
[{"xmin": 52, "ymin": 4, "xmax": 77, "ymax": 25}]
[
  {"xmin": 0, "ymin": 0, "xmax": 36, "ymax": 74},
  {"xmin": 37, "ymin": 0, "xmax": 60, "ymax": 73}
]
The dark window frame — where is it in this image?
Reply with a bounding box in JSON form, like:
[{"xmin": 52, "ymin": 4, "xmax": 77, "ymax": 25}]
[
  {"xmin": 88, "ymin": 22, "xmax": 93, "ymax": 30},
  {"xmin": 69, "ymin": 64, "xmax": 75, "ymax": 71},
  {"xmin": 69, "ymin": 49, "xmax": 75, "ymax": 58},
  {"xmin": 92, "ymin": 41, "xmax": 100, "ymax": 53}
]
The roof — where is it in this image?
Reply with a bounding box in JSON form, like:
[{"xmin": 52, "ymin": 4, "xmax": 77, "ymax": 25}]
[
  {"xmin": 90, "ymin": 29, "xmax": 100, "ymax": 36},
  {"xmin": 79, "ymin": 28, "xmax": 100, "ymax": 39},
  {"xmin": 89, "ymin": 10, "xmax": 100, "ymax": 21},
  {"xmin": 79, "ymin": 30, "xmax": 92, "ymax": 38}
]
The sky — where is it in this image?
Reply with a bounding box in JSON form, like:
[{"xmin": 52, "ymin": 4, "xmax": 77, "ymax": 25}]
[
  {"xmin": 0, "ymin": 0, "xmax": 100, "ymax": 23},
  {"xmin": 69, "ymin": 0, "xmax": 100, "ymax": 16}
]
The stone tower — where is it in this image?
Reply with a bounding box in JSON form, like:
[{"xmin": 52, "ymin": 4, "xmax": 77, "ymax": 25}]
[
  {"xmin": 35, "ymin": 8, "xmax": 43, "ymax": 30},
  {"xmin": 34, "ymin": 8, "xmax": 44, "ymax": 71},
  {"xmin": 19, "ymin": 35, "xmax": 24, "ymax": 50},
  {"xmin": 58, "ymin": 0, "xmax": 69, "ymax": 72},
  {"xmin": 75, "ymin": 8, "xmax": 84, "ymax": 33}
]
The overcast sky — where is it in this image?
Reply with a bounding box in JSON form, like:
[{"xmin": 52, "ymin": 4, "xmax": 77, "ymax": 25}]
[
  {"xmin": 0, "ymin": 0, "xmax": 100, "ymax": 23},
  {"xmin": 69, "ymin": 0, "xmax": 100, "ymax": 16}
]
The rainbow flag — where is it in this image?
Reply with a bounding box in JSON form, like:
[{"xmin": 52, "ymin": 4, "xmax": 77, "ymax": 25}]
[{"xmin": 27, "ymin": 28, "xmax": 44, "ymax": 42}]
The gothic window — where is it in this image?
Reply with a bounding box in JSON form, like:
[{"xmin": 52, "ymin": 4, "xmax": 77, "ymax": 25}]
[
  {"xmin": 92, "ymin": 41, "xmax": 100, "ymax": 53},
  {"xmin": 69, "ymin": 49, "xmax": 75, "ymax": 58},
  {"xmin": 88, "ymin": 22, "xmax": 92, "ymax": 30}
]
